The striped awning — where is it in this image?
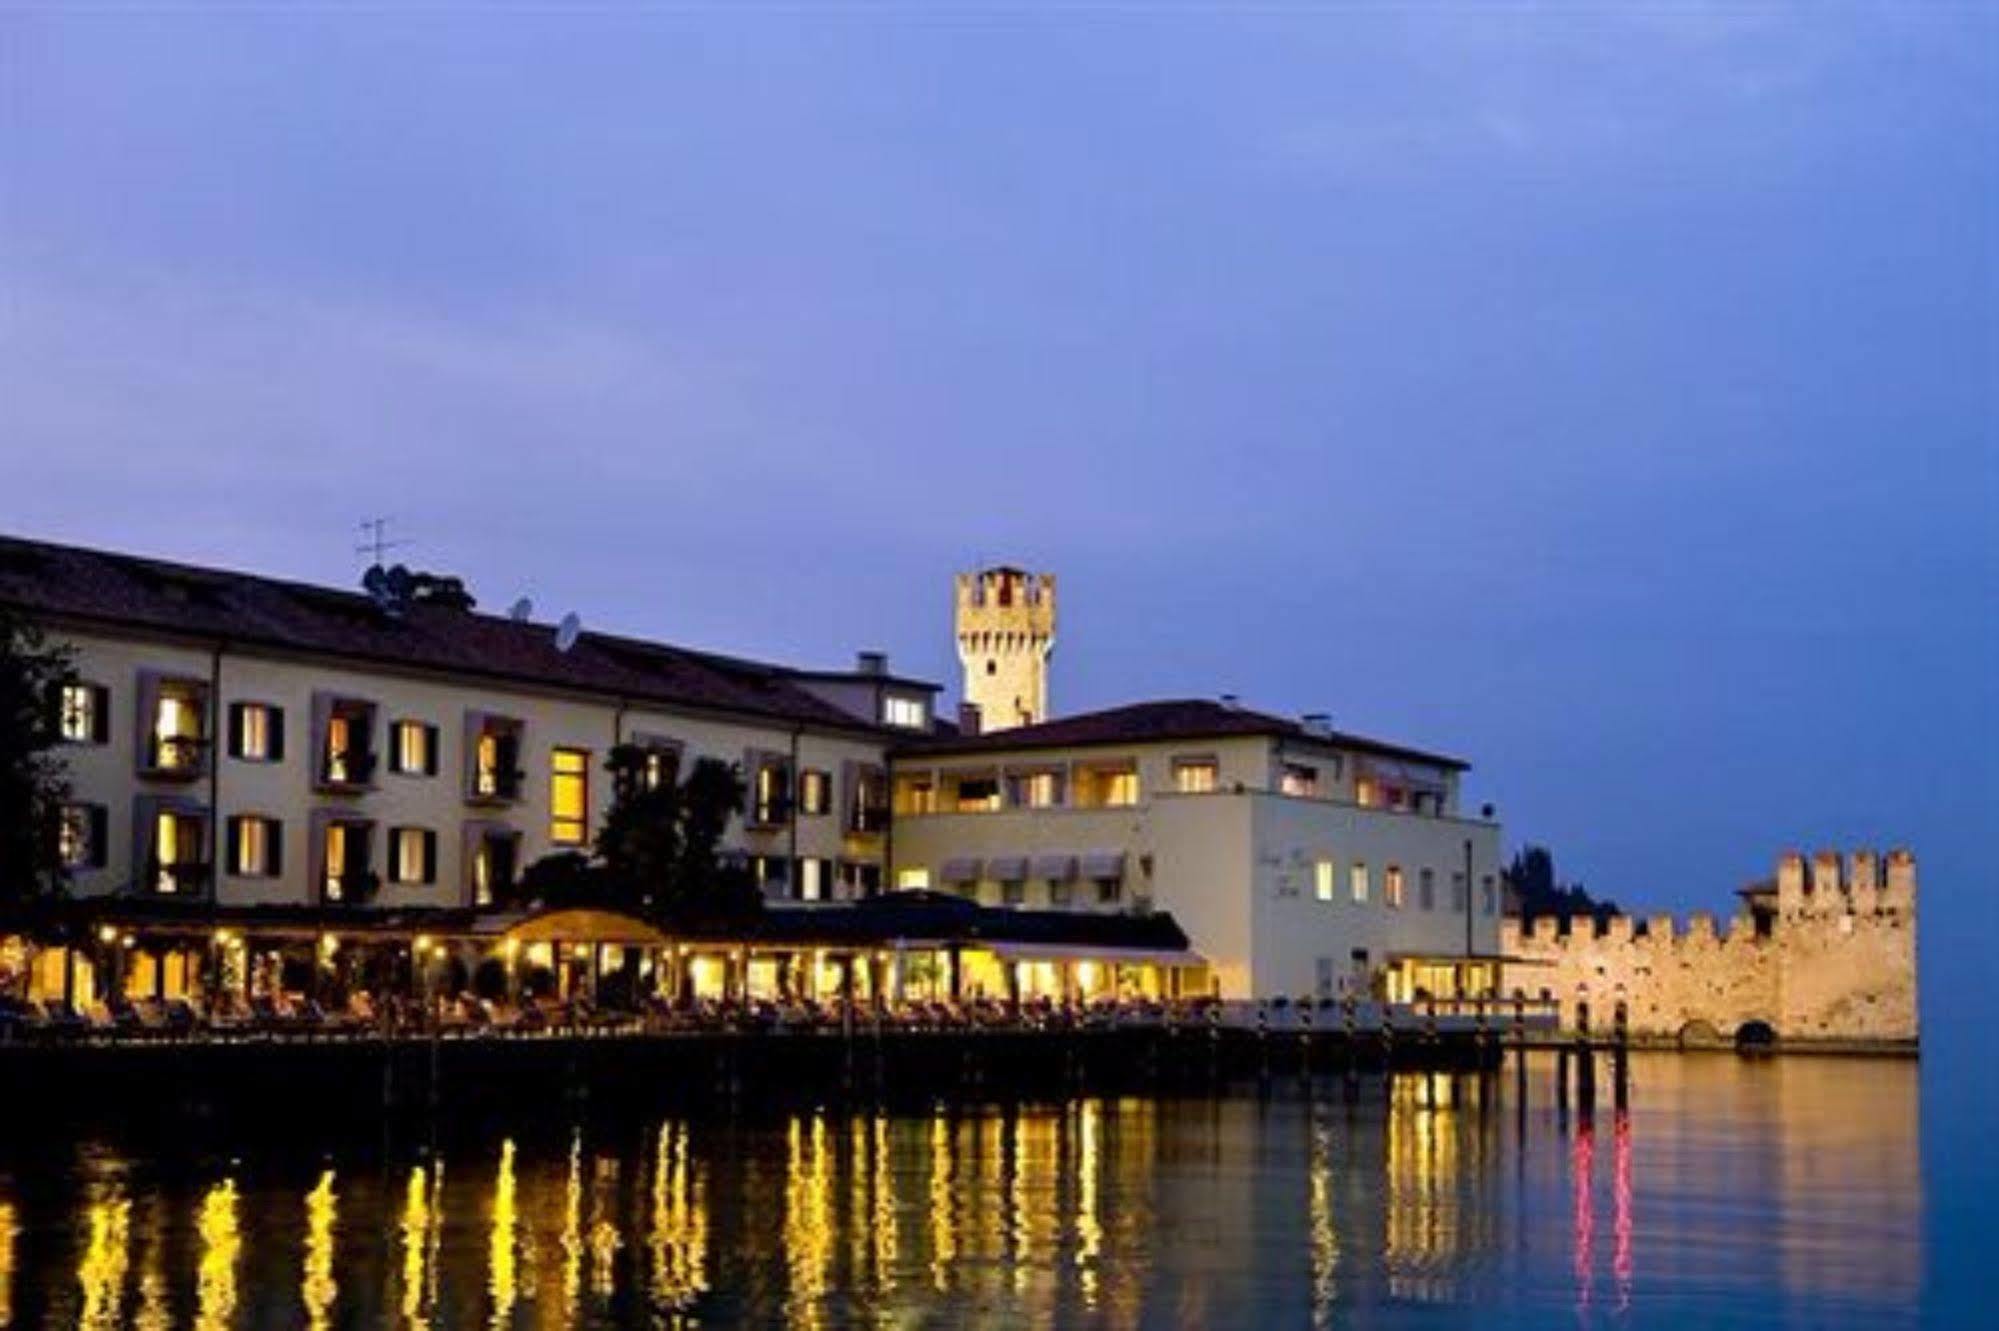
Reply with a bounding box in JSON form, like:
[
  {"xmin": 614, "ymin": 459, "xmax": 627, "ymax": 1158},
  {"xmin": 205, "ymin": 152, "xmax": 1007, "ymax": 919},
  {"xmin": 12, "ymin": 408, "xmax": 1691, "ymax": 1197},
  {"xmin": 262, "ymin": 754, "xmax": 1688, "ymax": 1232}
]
[
  {"xmin": 986, "ymin": 854, "xmax": 1029, "ymax": 882},
  {"xmin": 938, "ymin": 856, "xmax": 983, "ymax": 884},
  {"xmin": 1030, "ymin": 852, "xmax": 1078, "ymax": 881}
]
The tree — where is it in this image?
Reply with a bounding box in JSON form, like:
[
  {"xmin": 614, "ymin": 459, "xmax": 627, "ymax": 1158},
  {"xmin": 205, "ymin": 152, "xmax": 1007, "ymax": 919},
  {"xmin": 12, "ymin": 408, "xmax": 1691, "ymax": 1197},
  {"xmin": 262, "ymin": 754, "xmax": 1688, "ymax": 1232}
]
[
  {"xmin": 0, "ymin": 608, "xmax": 76, "ymax": 905},
  {"xmin": 1503, "ymin": 844, "xmax": 1619, "ymax": 922},
  {"xmin": 516, "ymin": 747, "xmax": 761, "ymax": 926}
]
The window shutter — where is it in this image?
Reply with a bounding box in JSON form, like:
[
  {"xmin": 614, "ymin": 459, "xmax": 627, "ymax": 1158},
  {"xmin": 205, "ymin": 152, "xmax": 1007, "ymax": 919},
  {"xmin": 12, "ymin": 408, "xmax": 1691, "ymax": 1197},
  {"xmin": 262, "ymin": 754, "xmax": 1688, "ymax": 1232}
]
[
  {"xmin": 90, "ymin": 685, "xmax": 111, "ymax": 743},
  {"xmin": 224, "ymin": 816, "xmax": 243, "ymax": 875},
  {"xmin": 424, "ymin": 725, "xmax": 440, "ymax": 776},
  {"xmin": 88, "ymin": 805, "xmax": 109, "ymax": 868},
  {"xmin": 267, "ymin": 821, "xmax": 284, "ymax": 878},
  {"xmin": 422, "ymin": 829, "xmax": 438, "ymax": 884},
  {"xmin": 227, "ymin": 703, "xmax": 245, "ymax": 759},
  {"xmin": 269, "ymin": 708, "xmax": 286, "ymax": 763}
]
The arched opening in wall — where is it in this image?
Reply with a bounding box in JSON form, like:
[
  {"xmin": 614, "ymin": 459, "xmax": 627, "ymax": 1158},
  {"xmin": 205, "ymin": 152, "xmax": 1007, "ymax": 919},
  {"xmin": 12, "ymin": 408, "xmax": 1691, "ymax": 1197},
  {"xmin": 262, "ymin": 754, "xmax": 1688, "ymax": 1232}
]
[
  {"xmin": 1734, "ymin": 1019, "xmax": 1778, "ymax": 1055},
  {"xmin": 1676, "ymin": 1019, "xmax": 1724, "ymax": 1050}
]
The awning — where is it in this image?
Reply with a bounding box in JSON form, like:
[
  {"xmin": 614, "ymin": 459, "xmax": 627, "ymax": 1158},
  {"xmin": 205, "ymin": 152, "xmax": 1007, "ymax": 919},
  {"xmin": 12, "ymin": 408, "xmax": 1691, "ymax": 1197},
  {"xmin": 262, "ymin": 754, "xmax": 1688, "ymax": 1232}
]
[
  {"xmin": 1031, "ymin": 852, "xmax": 1077, "ymax": 881},
  {"xmin": 939, "ymin": 857, "xmax": 983, "ymax": 884},
  {"xmin": 986, "ymin": 854, "xmax": 1029, "ymax": 882},
  {"xmin": 1358, "ymin": 758, "xmax": 1448, "ymax": 792},
  {"xmin": 1079, "ymin": 850, "xmax": 1126, "ymax": 880},
  {"xmin": 980, "ymin": 941, "xmax": 1202, "ymax": 968},
  {"xmin": 502, "ymin": 908, "xmax": 669, "ymax": 948}
]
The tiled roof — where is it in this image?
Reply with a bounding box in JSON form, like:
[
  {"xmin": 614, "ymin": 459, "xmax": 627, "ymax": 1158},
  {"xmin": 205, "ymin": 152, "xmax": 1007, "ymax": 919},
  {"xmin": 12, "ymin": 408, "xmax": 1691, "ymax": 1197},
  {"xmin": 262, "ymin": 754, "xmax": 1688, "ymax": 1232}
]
[
  {"xmin": 0, "ymin": 533, "xmax": 877, "ymax": 734},
  {"xmin": 897, "ymin": 698, "xmax": 1469, "ymax": 770}
]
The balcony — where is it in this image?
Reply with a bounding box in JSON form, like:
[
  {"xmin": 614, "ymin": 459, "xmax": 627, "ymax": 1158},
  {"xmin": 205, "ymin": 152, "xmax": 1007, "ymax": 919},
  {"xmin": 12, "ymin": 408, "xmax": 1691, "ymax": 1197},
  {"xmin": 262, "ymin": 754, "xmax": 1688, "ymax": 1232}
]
[
  {"xmin": 323, "ymin": 869, "xmax": 381, "ymax": 906},
  {"xmin": 848, "ymin": 802, "xmax": 891, "ymax": 836},
  {"xmin": 142, "ymin": 733, "xmax": 209, "ymax": 781},
  {"xmin": 145, "ymin": 859, "xmax": 213, "ymax": 899},
  {"xmin": 318, "ymin": 746, "xmax": 378, "ymax": 794}
]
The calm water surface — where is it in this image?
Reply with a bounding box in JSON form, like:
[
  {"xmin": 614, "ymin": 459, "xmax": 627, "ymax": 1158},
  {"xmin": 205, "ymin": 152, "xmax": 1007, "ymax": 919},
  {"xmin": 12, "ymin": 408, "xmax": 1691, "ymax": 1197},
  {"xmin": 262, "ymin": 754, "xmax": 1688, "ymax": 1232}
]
[{"xmin": 0, "ymin": 1054, "xmax": 1923, "ymax": 1328}]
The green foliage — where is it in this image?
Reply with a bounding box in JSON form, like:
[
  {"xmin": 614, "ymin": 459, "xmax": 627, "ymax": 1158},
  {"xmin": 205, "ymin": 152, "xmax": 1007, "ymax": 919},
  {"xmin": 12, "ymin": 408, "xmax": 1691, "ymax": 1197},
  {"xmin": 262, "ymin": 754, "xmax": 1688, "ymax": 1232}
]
[
  {"xmin": 1503, "ymin": 844, "xmax": 1619, "ymax": 922},
  {"xmin": 0, "ymin": 608, "xmax": 76, "ymax": 904}
]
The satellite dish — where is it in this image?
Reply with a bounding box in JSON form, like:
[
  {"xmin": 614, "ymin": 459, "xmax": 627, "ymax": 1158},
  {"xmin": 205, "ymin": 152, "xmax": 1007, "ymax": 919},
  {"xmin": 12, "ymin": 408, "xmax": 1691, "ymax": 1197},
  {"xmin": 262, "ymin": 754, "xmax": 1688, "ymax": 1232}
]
[
  {"xmin": 385, "ymin": 564, "xmax": 415, "ymax": 601},
  {"xmin": 554, "ymin": 612, "xmax": 582, "ymax": 653},
  {"xmin": 508, "ymin": 597, "xmax": 534, "ymax": 623},
  {"xmin": 361, "ymin": 565, "xmax": 389, "ymax": 597}
]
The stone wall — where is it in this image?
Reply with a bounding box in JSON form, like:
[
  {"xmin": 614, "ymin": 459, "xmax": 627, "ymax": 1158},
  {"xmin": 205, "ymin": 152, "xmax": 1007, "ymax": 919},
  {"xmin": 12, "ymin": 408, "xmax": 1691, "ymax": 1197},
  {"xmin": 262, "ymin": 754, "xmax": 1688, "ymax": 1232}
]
[{"xmin": 1500, "ymin": 849, "xmax": 1917, "ymax": 1048}]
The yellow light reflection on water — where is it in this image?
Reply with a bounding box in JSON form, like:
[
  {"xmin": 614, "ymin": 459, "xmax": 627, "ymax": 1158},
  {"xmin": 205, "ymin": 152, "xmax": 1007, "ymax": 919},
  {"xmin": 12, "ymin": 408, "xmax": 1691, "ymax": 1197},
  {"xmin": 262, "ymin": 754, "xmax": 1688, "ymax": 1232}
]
[
  {"xmin": 1385, "ymin": 1073, "xmax": 1462, "ymax": 1303},
  {"xmin": 77, "ymin": 1186, "xmax": 131, "ymax": 1330},
  {"xmin": 400, "ymin": 1161, "xmax": 443, "ymax": 1326},
  {"xmin": 589, "ymin": 1155, "xmax": 622, "ymax": 1298},
  {"xmin": 195, "ymin": 1178, "xmax": 240, "ymax": 1331},
  {"xmin": 0, "ymin": 1198, "xmax": 15, "ymax": 1329},
  {"xmin": 783, "ymin": 1113, "xmax": 834, "ymax": 1329},
  {"xmin": 870, "ymin": 1116, "xmax": 896, "ymax": 1296},
  {"xmin": 1076, "ymin": 1100, "xmax": 1103, "ymax": 1310},
  {"xmin": 561, "ymin": 1132, "xmax": 584, "ymax": 1318},
  {"xmin": 303, "ymin": 1170, "xmax": 338, "ymax": 1329},
  {"xmin": 649, "ymin": 1121, "xmax": 708, "ymax": 1313},
  {"xmin": 490, "ymin": 1141, "xmax": 518, "ymax": 1328},
  {"xmin": 1308, "ymin": 1116, "xmax": 1340, "ymax": 1327},
  {"xmin": 928, "ymin": 1111, "xmax": 957, "ymax": 1293}
]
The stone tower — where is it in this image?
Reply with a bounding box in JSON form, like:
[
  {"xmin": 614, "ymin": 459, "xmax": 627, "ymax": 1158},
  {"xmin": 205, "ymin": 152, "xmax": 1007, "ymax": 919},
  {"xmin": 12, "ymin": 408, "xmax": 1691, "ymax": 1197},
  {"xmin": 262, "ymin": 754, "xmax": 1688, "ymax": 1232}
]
[{"xmin": 955, "ymin": 567, "xmax": 1056, "ymax": 732}]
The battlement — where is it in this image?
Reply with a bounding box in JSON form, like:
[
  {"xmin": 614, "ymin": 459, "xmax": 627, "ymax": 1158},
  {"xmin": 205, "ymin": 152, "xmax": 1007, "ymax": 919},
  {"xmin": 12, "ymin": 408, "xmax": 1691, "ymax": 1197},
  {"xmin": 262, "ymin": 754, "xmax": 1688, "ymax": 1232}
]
[
  {"xmin": 1502, "ymin": 845, "xmax": 1918, "ymax": 1046},
  {"xmin": 955, "ymin": 568, "xmax": 1056, "ymax": 633}
]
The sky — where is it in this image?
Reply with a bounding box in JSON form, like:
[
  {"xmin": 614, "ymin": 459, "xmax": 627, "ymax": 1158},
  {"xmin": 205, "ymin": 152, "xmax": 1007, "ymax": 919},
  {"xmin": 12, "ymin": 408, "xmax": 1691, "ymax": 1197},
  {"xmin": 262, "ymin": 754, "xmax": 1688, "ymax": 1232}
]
[{"xmin": 0, "ymin": 4, "xmax": 1992, "ymax": 927}]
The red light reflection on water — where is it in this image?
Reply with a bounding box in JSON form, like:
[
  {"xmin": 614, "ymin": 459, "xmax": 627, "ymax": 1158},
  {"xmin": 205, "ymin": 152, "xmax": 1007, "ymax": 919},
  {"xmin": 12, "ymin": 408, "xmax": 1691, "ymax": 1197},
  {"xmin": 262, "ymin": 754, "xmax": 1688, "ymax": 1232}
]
[
  {"xmin": 1614, "ymin": 1108, "xmax": 1634, "ymax": 1313},
  {"xmin": 1573, "ymin": 1121, "xmax": 1595, "ymax": 1317}
]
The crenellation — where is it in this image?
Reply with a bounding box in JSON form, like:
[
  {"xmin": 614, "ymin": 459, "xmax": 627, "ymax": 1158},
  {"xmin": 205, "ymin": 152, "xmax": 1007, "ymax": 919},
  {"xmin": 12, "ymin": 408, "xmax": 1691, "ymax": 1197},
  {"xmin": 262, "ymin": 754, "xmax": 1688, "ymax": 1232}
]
[{"xmin": 1503, "ymin": 847, "xmax": 1918, "ymax": 1048}]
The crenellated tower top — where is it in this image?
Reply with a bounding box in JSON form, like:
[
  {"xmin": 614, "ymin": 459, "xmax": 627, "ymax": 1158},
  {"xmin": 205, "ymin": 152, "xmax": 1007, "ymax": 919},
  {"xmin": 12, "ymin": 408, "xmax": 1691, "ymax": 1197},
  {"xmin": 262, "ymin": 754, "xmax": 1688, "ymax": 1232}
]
[{"xmin": 954, "ymin": 567, "xmax": 1056, "ymax": 732}]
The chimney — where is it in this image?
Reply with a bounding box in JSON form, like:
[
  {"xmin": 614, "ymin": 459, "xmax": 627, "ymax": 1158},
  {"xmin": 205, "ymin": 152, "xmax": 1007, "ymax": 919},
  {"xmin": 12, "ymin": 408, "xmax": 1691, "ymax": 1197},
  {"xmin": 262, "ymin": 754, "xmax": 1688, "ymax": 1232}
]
[
  {"xmin": 1218, "ymin": 693, "xmax": 1241, "ymax": 710},
  {"xmin": 855, "ymin": 650, "xmax": 888, "ymax": 677},
  {"xmin": 1300, "ymin": 712, "xmax": 1332, "ymax": 738},
  {"xmin": 957, "ymin": 701, "xmax": 983, "ymax": 736}
]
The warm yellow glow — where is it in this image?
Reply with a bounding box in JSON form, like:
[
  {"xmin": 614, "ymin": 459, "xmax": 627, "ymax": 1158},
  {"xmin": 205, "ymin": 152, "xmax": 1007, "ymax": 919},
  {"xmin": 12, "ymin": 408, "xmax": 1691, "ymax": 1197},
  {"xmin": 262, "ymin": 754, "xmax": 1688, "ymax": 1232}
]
[
  {"xmin": 550, "ymin": 746, "xmax": 590, "ymax": 844},
  {"xmin": 414, "ymin": 934, "xmax": 430, "ymax": 952},
  {"xmin": 0, "ymin": 1199, "xmax": 14, "ymax": 1329},
  {"xmin": 1076, "ymin": 1100, "xmax": 1102, "ymax": 1308},
  {"xmin": 488, "ymin": 1141, "xmax": 518, "ymax": 1326},
  {"xmin": 303, "ymin": 1170, "xmax": 337, "ymax": 1330},
  {"xmin": 120, "ymin": 935, "xmax": 135, "ymax": 949},
  {"xmin": 399, "ymin": 1162, "xmax": 443, "ymax": 1326},
  {"xmin": 97, "ymin": 925, "xmax": 118, "ymax": 944},
  {"xmin": 783, "ymin": 1113, "xmax": 834, "ymax": 1328},
  {"xmin": 649, "ymin": 1121, "xmax": 709, "ymax": 1312},
  {"xmin": 561, "ymin": 1134, "xmax": 584, "ymax": 1317},
  {"xmin": 320, "ymin": 934, "xmax": 339, "ymax": 957},
  {"xmin": 573, "ymin": 943, "xmax": 591, "ymax": 960},
  {"xmin": 1309, "ymin": 1118, "xmax": 1340, "ymax": 1323},
  {"xmin": 195, "ymin": 1178, "xmax": 241, "ymax": 1331},
  {"xmin": 928, "ymin": 1112, "xmax": 956, "ymax": 1292},
  {"xmin": 504, "ymin": 938, "xmax": 521, "ymax": 960},
  {"xmin": 77, "ymin": 1189, "xmax": 130, "ymax": 1329},
  {"xmin": 1174, "ymin": 760, "xmax": 1218, "ymax": 794}
]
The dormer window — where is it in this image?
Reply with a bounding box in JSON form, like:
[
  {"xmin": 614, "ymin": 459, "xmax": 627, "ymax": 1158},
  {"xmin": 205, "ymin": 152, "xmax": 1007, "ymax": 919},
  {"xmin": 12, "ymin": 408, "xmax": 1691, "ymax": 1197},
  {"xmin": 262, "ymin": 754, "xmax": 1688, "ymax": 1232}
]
[{"xmin": 883, "ymin": 696, "xmax": 928, "ymax": 729}]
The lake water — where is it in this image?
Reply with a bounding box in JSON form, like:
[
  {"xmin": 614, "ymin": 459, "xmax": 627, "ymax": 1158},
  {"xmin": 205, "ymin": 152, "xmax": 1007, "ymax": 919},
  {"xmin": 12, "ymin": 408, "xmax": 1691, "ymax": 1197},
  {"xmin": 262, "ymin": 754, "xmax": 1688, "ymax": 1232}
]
[{"xmin": 0, "ymin": 1053, "xmax": 1931, "ymax": 1328}]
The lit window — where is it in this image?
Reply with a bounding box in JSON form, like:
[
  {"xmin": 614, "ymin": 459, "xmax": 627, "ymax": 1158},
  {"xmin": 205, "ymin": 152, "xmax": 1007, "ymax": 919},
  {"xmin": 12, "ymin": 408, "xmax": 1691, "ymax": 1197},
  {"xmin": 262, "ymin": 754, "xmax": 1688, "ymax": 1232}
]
[
  {"xmin": 799, "ymin": 770, "xmax": 832, "ymax": 816},
  {"xmin": 319, "ymin": 699, "xmax": 376, "ymax": 787},
  {"xmin": 1315, "ymin": 860, "xmax": 1335, "ymax": 902},
  {"xmin": 58, "ymin": 684, "xmax": 106, "ymax": 744},
  {"xmin": 1101, "ymin": 771, "xmax": 1139, "ymax": 807},
  {"xmin": 1350, "ymin": 862, "xmax": 1370, "ymax": 904},
  {"xmin": 897, "ymin": 868, "xmax": 931, "ymax": 891},
  {"xmin": 230, "ymin": 703, "xmax": 282, "ymax": 762},
  {"xmin": 1281, "ymin": 763, "xmax": 1319, "ymax": 798},
  {"xmin": 1355, "ymin": 778, "xmax": 1378, "ymax": 807},
  {"xmin": 953, "ymin": 777, "xmax": 1001, "ymax": 812},
  {"xmin": 148, "ymin": 681, "xmax": 207, "ymax": 774},
  {"xmin": 550, "ymin": 748, "xmax": 590, "ymax": 845},
  {"xmin": 472, "ymin": 832, "xmax": 517, "ymax": 907},
  {"xmin": 471, "ymin": 718, "xmax": 524, "ymax": 800},
  {"xmin": 152, "ymin": 810, "xmax": 207, "ymax": 895},
  {"xmin": 1017, "ymin": 771, "xmax": 1063, "ymax": 808},
  {"xmin": 1386, "ymin": 865, "xmax": 1405, "ymax": 909},
  {"xmin": 59, "ymin": 804, "xmax": 104, "ymax": 869},
  {"xmin": 390, "ymin": 827, "xmax": 435, "ymax": 885},
  {"xmin": 883, "ymin": 696, "xmax": 928, "ymax": 729},
  {"xmin": 642, "ymin": 747, "xmax": 677, "ymax": 791},
  {"xmin": 391, "ymin": 720, "xmax": 436, "ymax": 776},
  {"xmin": 752, "ymin": 761, "xmax": 792, "ymax": 825},
  {"xmin": 896, "ymin": 779, "xmax": 936, "ymax": 816},
  {"xmin": 799, "ymin": 857, "xmax": 827, "ymax": 901},
  {"xmin": 1174, "ymin": 760, "xmax": 1219, "ymax": 794}
]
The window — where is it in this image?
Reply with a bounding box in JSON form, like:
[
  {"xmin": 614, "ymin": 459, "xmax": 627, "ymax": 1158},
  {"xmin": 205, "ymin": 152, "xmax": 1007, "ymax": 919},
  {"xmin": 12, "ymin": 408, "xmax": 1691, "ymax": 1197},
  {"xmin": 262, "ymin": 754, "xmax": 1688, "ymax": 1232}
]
[
  {"xmin": 894, "ymin": 777, "xmax": 936, "ymax": 816},
  {"xmin": 228, "ymin": 703, "xmax": 284, "ymax": 762},
  {"xmin": 798, "ymin": 769, "xmax": 832, "ymax": 816},
  {"xmin": 1481, "ymin": 874, "xmax": 1497, "ymax": 915},
  {"xmin": 641, "ymin": 746, "xmax": 679, "ymax": 792},
  {"xmin": 840, "ymin": 860, "xmax": 884, "ymax": 898},
  {"xmin": 1386, "ymin": 865, "xmax": 1405, "ymax": 909},
  {"xmin": 321, "ymin": 821, "xmax": 374, "ymax": 903},
  {"xmin": 59, "ymin": 804, "xmax": 107, "ymax": 869},
  {"xmin": 1350, "ymin": 862, "xmax": 1370, "ymax": 904},
  {"xmin": 1315, "ymin": 860, "xmax": 1336, "ymax": 902},
  {"xmin": 1355, "ymin": 778, "xmax": 1379, "ymax": 808},
  {"xmin": 550, "ymin": 748, "xmax": 591, "ymax": 845},
  {"xmin": 1174, "ymin": 759, "xmax": 1219, "ymax": 794},
  {"xmin": 849, "ymin": 766, "xmax": 890, "ymax": 833},
  {"xmin": 391, "ymin": 720, "xmax": 438, "ymax": 776},
  {"xmin": 1002, "ymin": 880, "xmax": 1026, "ymax": 906},
  {"xmin": 316, "ymin": 697, "xmax": 377, "ymax": 789},
  {"xmin": 1050, "ymin": 880, "xmax": 1074, "ymax": 907},
  {"xmin": 468, "ymin": 714, "xmax": 525, "ymax": 801},
  {"xmin": 144, "ymin": 678, "xmax": 208, "ymax": 776},
  {"xmin": 389, "ymin": 827, "xmax": 437, "ymax": 886},
  {"xmin": 799, "ymin": 857, "xmax": 829, "ymax": 902},
  {"xmin": 1280, "ymin": 763, "xmax": 1319, "ymax": 798},
  {"xmin": 896, "ymin": 868, "xmax": 931, "ymax": 891},
  {"xmin": 953, "ymin": 776, "xmax": 1001, "ymax": 812},
  {"xmin": 1451, "ymin": 871, "xmax": 1468, "ymax": 912},
  {"xmin": 225, "ymin": 815, "xmax": 281, "ymax": 878},
  {"xmin": 1012, "ymin": 770, "xmax": 1064, "ymax": 808},
  {"xmin": 883, "ymin": 696, "xmax": 928, "ymax": 730},
  {"xmin": 1077, "ymin": 766, "xmax": 1139, "ymax": 808},
  {"xmin": 753, "ymin": 856, "xmax": 792, "ymax": 897},
  {"xmin": 470, "ymin": 830, "xmax": 518, "ymax": 908},
  {"xmin": 751, "ymin": 759, "xmax": 792, "ymax": 826},
  {"xmin": 150, "ymin": 809, "xmax": 209, "ymax": 895},
  {"xmin": 1419, "ymin": 868, "xmax": 1436, "ymax": 911},
  {"xmin": 57, "ymin": 684, "xmax": 109, "ymax": 744},
  {"xmin": 1095, "ymin": 877, "xmax": 1122, "ymax": 904}
]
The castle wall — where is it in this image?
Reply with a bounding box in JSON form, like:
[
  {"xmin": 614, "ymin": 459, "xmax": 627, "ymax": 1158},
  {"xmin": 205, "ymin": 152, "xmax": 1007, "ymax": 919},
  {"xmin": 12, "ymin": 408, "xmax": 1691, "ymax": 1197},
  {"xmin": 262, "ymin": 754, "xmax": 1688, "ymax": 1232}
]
[{"xmin": 1500, "ymin": 849, "xmax": 1918, "ymax": 1048}]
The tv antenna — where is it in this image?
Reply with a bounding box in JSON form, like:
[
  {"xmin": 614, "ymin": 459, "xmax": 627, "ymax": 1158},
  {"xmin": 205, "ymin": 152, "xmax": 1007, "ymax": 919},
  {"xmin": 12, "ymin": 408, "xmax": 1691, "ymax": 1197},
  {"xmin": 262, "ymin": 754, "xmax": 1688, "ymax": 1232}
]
[
  {"xmin": 554, "ymin": 611, "xmax": 582, "ymax": 653},
  {"xmin": 356, "ymin": 517, "xmax": 410, "ymax": 568}
]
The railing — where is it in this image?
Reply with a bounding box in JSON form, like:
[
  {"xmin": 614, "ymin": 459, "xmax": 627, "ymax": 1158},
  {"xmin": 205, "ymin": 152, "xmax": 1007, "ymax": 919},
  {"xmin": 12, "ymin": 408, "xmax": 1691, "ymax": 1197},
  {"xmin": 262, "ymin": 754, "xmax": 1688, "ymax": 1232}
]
[
  {"xmin": 319, "ymin": 748, "xmax": 378, "ymax": 789},
  {"xmin": 145, "ymin": 859, "xmax": 213, "ymax": 898}
]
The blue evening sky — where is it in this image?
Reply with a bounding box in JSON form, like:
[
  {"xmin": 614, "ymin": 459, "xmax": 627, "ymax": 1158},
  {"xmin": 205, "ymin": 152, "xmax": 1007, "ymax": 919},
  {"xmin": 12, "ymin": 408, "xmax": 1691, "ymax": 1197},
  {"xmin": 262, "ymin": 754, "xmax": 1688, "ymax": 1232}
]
[{"xmin": 2, "ymin": 5, "xmax": 1991, "ymax": 926}]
